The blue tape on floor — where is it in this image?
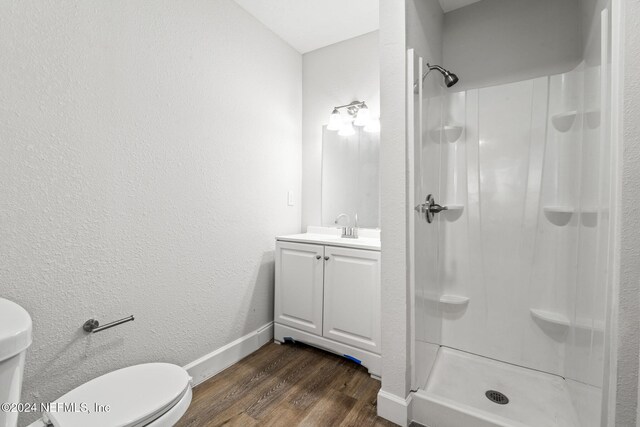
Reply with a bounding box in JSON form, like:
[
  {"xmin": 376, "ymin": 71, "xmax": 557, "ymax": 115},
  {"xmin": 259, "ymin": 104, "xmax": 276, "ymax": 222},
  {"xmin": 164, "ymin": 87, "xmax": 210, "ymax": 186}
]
[{"xmin": 343, "ymin": 354, "xmax": 362, "ymax": 365}]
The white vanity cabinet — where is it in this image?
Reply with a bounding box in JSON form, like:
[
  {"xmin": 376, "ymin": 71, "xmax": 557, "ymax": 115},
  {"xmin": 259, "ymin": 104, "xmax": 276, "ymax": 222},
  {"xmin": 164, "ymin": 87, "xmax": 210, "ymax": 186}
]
[
  {"xmin": 322, "ymin": 246, "xmax": 381, "ymax": 354},
  {"xmin": 274, "ymin": 229, "xmax": 381, "ymax": 376},
  {"xmin": 274, "ymin": 241, "xmax": 324, "ymax": 335}
]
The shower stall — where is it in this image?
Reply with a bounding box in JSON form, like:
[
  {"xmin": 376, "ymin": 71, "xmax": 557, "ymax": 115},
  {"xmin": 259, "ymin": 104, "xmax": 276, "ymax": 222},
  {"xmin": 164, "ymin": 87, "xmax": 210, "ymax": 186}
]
[{"xmin": 408, "ymin": 1, "xmax": 617, "ymax": 425}]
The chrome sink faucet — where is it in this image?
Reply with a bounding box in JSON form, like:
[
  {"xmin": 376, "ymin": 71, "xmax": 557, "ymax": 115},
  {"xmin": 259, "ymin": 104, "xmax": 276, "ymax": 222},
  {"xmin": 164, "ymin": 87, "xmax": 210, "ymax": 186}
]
[{"xmin": 334, "ymin": 213, "xmax": 358, "ymax": 239}]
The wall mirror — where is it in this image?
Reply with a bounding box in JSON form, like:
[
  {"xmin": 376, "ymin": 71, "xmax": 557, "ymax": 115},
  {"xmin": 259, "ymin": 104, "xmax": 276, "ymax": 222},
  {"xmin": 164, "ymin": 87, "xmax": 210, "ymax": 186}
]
[{"xmin": 321, "ymin": 126, "xmax": 380, "ymax": 229}]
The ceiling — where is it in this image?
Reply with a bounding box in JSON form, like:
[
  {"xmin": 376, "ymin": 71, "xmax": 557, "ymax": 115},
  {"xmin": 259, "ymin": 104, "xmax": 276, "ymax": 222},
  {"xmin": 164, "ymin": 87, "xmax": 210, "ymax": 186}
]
[
  {"xmin": 233, "ymin": 0, "xmax": 379, "ymax": 54},
  {"xmin": 233, "ymin": 0, "xmax": 483, "ymax": 54},
  {"xmin": 439, "ymin": 0, "xmax": 483, "ymax": 13}
]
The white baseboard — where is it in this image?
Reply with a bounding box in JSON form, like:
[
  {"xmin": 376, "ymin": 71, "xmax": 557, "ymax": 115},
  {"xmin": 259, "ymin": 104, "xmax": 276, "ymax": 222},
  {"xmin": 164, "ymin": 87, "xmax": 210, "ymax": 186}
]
[
  {"xmin": 184, "ymin": 321, "xmax": 274, "ymax": 386},
  {"xmin": 377, "ymin": 389, "xmax": 411, "ymax": 427}
]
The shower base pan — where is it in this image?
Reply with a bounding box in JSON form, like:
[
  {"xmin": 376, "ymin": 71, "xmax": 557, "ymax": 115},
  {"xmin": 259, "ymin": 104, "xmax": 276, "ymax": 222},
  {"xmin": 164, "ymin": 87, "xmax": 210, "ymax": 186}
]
[{"xmin": 411, "ymin": 347, "xmax": 581, "ymax": 427}]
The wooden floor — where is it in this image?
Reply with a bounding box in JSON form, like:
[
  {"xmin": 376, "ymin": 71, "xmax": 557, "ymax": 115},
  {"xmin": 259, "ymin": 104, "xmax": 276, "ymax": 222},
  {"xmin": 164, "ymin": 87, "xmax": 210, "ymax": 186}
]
[{"xmin": 176, "ymin": 341, "xmax": 397, "ymax": 427}]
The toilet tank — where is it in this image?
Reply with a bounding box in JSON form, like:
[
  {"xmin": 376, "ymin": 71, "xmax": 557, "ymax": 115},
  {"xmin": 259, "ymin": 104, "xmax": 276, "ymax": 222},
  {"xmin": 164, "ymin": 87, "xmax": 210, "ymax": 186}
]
[{"xmin": 0, "ymin": 299, "xmax": 32, "ymax": 427}]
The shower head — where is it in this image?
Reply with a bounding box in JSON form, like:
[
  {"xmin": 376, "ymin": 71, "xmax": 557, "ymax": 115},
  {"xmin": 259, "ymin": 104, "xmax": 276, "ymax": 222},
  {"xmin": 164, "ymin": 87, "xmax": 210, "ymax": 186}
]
[
  {"xmin": 443, "ymin": 71, "xmax": 459, "ymax": 88},
  {"xmin": 414, "ymin": 63, "xmax": 460, "ymax": 93},
  {"xmin": 427, "ymin": 64, "xmax": 459, "ymax": 88}
]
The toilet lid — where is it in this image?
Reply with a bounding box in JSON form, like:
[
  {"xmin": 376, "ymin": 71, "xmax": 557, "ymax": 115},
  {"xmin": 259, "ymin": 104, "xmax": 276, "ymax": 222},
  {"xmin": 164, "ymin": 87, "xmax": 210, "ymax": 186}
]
[{"xmin": 45, "ymin": 363, "xmax": 191, "ymax": 427}]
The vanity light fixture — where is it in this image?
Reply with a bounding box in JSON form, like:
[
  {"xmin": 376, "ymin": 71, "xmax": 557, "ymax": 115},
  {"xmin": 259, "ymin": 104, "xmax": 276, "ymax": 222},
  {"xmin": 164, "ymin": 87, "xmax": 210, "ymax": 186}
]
[{"xmin": 327, "ymin": 100, "xmax": 379, "ymax": 135}]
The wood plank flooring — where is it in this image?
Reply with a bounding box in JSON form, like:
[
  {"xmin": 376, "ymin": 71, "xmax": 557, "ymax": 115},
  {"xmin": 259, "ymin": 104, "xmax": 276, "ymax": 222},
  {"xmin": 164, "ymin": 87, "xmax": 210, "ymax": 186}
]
[{"xmin": 176, "ymin": 341, "xmax": 397, "ymax": 427}]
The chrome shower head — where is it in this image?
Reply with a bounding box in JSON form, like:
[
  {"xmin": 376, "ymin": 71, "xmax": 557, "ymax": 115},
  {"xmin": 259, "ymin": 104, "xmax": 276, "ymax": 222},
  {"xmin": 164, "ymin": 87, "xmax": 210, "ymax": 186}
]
[
  {"xmin": 427, "ymin": 64, "xmax": 459, "ymax": 88},
  {"xmin": 443, "ymin": 71, "xmax": 459, "ymax": 88},
  {"xmin": 414, "ymin": 63, "xmax": 460, "ymax": 93}
]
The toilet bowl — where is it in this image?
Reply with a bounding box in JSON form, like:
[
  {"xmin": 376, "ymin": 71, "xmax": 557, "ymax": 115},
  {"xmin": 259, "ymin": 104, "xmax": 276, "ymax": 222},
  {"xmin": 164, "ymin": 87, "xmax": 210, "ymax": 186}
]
[
  {"xmin": 0, "ymin": 298, "xmax": 32, "ymax": 427},
  {"xmin": 30, "ymin": 363, "xmax": 193, "ymax": 427},
  {"xmin": 0, "ymin": 298, "xmax": 192, "ymax": 427}
]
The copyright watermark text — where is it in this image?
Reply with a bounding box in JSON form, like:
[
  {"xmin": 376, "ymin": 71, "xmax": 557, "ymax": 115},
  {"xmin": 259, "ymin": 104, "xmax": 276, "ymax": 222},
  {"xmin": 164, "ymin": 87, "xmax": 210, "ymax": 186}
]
[{"xmin": 1, "ymin": 402, "xmax": 111, "ymax": 413}]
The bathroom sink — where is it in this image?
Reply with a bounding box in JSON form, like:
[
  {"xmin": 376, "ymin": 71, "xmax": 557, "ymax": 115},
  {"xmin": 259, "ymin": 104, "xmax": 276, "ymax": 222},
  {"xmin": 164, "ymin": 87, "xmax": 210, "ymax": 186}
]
[{"xmin": 276, "ymin": 226, "xmax": 380, "ymax": 251}]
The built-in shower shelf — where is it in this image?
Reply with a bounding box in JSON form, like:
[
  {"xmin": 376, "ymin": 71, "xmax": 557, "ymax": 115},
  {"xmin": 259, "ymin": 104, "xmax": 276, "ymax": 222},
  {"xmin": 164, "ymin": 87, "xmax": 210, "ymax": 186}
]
[
  {"xmin": 439, "ymin": 295, "xmax": 470, "ymax": 306},
  {"xmin": 442, "ymin": 204, "xmax": 464, "ymax": 222},
  {"xmin": 431, "ymin": 125, "xmax": 464, "ymax": 143},
  {"xmin": 543, "ymin": 206, "xmax": 575, "ymax": 226},
  {"xmin": 531, "ymin": 309, "xmax": 605, "ymax": 333},
  {"xmin": 543, "ymin": 206, "xmax": 608, "ymax": 215},
  {"xmin": 551, "ymin": 111, "xmax": 578, "ymax": 132},
  {"xmin": 543, "ymin": 206, "xmax": 607, "ymax": 227},
  {"xmin": 530, "ymin": 309, "xmax": 570, "ymax": 328},
  {"xmin": 543, "ymin": 206, "xmax": 575, "ymax": 214}
]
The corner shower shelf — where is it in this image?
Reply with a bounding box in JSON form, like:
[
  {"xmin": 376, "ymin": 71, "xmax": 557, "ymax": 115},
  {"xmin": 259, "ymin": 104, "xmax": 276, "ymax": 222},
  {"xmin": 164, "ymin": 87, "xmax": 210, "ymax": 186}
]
[
  {"xmin": 530, "ymin": 309, "xmax": 571, "ymax": 328},
  {"xmin": 543, "ymin": 206, "xmax": 608, "ymax": 215},
  {"xmin": 430, "ymin": 125, "xmax": 464, "ymax": 143},
  {"xmin": 543, "ymin": 206, "xmax": 575, "ymax": 214},
  {"xmin": 442, "ymin": 204, "xmax": 464, "ymax": 222},
  {"xmin": 543, "ymin": 205, "xmax": 608, "ymax": 226},
  {"xmin": 439, "ymin": 295, "xmax": 470, "ymax": 306},
  {"xmin": 551, "ymin": 111, "xmax": 578, "ymax": 132},
  {"xmin": 441, "ymin": 126, "xmax": 464, "ymax": 143},
  {"xmin": 543, "ymin": 206, "xmax": 575, "ymax": 226},
  {"xmin": 531, "ymin": 309, "xmax": 605, "ymax": 333}
]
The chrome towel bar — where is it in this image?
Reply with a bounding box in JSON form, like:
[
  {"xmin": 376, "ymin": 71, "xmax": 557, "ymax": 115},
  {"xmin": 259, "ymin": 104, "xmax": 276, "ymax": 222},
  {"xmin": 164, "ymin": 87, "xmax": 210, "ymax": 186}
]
[{"xmin": 83, "ymin": 315, "xmax": 134, "ymax": 333}]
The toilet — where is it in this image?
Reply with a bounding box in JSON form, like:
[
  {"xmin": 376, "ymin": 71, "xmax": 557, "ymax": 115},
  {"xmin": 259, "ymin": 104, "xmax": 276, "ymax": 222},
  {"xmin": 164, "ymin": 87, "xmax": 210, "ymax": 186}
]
[
  {"xmin": 0, "ymin": 299, "xmax": 32, "ymax": 427},
  {"xmin": 0, "ymin": 298, "xmax": 192, "ymax": 427}
]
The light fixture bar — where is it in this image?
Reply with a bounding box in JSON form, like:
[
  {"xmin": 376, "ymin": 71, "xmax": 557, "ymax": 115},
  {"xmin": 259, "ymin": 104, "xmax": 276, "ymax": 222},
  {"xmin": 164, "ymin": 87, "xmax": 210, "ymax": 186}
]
[
  {"xmin": 327, "ymin": 100, "xmax": 379, "ymax": 134},
  {"xmin": 333, "ymin": 100, "xmax": 366, "ymax": 110},
  {"xmin": 333, "ymin": 101, "xmax": 367, "ymax": 117}
]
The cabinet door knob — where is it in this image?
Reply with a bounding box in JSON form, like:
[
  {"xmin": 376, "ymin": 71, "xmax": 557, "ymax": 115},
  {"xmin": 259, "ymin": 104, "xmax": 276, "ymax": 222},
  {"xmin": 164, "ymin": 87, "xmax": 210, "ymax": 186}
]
[
  {"xmin": 324, "ymin": 256, "xmax": 330, "ymax": 261},
  {"xmin": 316, "ymin": 255, "xmax": 321, "ymax": 260}
]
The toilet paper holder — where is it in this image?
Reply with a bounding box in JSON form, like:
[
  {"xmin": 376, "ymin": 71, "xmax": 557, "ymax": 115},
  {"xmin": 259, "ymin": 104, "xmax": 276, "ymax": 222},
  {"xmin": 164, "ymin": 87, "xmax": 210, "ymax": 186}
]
[{"xmin": 83, "ymin": 315, "xmax": 135, "ymax": 333}]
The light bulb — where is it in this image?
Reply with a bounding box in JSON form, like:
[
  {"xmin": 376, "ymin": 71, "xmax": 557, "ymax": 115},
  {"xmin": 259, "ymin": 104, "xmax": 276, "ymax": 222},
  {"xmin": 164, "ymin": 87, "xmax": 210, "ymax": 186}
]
[
  {"xmin": 338, "ymin": 121, "xmax": 356, "ymax": 137},
  {"xmin": 327, "ymin": 108, "xmax": 342, "ymax": 131},
  {"xmin": 364, "ymin": 117, "xmax": 380, "ymax": 133},
  {"xmin": 353, "ymin": 103, "xmax": 370, "ymax": 126}
]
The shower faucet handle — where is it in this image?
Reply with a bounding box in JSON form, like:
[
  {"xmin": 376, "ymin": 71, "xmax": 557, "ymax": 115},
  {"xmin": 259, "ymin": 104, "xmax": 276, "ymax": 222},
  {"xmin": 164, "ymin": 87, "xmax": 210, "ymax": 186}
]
[
  {"xmin": 416, "ymin": 194, "xmax": 447, "ymax": 223},
  {"xmin": 429, "ymin": 203, "xmax": 448, "ymax": 214}
]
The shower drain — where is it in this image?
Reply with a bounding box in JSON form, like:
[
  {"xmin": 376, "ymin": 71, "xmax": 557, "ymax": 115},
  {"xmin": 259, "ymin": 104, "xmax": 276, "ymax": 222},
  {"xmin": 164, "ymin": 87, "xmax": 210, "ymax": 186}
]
[{"xmin": 485, "ymin": 390, "xmax": 509, "ymax": 405}]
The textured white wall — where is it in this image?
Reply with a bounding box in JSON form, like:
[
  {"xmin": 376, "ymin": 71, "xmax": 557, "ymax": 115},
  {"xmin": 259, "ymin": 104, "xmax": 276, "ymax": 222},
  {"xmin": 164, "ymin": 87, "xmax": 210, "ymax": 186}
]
[
  {"xmin": 407, "ymin": 0, "xmax": 443, "ymax": 65},
  {"xmin": 378, "ymin": 0, "xmax": 409, "ymax": 400},
  {"xmin": 378, "ymin": 0, "xmax": 444, "ymax": 403},
  {"xmin": 301, "ymin": 32, "xmax": 380, "ymax": 229},
  {"xmin": 0, "ymin": 1, "xmax": 301, "ymax": 425},
  {"xmin": 617, "ymin": 0, "xmax": 640, "ymax": 424},
  {"xmin": 443, "ymin": 0, "xmax": 582, "ymax": 90},
  {"xmin": 379, "ymin": 0, "xmax": 409, "ymax": 402}
]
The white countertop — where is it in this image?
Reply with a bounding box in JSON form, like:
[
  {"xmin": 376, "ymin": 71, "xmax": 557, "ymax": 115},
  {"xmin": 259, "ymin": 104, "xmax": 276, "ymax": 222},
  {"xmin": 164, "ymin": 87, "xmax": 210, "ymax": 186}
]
[{"xmin": 277, "ymin": 226, "xmax": 381, "ymax": 251}]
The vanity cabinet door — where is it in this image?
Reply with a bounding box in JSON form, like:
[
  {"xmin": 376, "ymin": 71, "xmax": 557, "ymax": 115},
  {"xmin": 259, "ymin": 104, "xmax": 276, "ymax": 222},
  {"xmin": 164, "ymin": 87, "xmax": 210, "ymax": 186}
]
[
  {"xmin": 275, "ymin": 241, "xmax": 324, "ymax": 335},
  {"xmin": 322, "ymin": 246, "xmax": 381, "ymax": 354}
]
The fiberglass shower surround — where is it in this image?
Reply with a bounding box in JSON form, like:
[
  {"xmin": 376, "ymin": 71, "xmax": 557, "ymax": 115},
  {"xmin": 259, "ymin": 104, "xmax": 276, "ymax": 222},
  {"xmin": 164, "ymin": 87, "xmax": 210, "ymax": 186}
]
[{"xmin": 412, "ymin": 57, "xmax": 610, "ymax": 426}]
